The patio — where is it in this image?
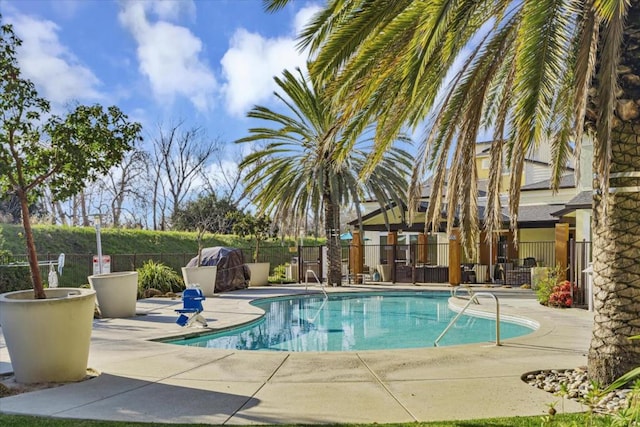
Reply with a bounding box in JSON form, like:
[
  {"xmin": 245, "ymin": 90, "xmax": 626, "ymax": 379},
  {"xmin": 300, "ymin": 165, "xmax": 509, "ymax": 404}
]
[{"xmin": 0, "ymin": 284, "xmax": 594, "ymax": 424}]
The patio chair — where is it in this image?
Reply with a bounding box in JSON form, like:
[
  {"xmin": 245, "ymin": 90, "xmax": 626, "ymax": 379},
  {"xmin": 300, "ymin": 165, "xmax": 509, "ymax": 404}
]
[{"xmin": 175, "ymin": 288, "xmax": 208, "ymax": 327}]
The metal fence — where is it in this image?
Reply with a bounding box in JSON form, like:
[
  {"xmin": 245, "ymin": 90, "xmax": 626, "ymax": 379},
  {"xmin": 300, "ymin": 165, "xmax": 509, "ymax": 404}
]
[
  {"xmin": 0, "ymin": 245, "xmax": 311, "ymax": 289},
  {"xmin": 570, "ymin": 240, "xmax": 592, "ymax": 307},
  {"xmin": 1, "ymin": 240, "xmax": 593, "ymax": 305},
  {"xmin": 359, "ymin": 241, "xmax": 559, "ymax": 282}
]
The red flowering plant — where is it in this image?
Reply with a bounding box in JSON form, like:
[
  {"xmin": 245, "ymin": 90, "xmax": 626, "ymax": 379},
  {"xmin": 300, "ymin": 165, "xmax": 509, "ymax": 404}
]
[{"xmin": 548, "ymin": 280, "xmax": 577, "ymax": 308}]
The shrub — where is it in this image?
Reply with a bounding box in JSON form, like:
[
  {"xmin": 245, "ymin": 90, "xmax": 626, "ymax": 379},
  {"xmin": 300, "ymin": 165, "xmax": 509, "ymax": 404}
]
[
  {"xmin": 535, "ymin": 264, "xmax": 564, "ymax": 306},
  {"xmin": 0, "ymin": 265, "xmax": 33, "ymax": 293},
  {"xmin": 548, "ymin": 280, "xmax": 577, "ymax": 308},
  {"xmin": 0, "ymin": 245, "xmax": 31, "ymax": 293},
  {"xmin": 268, "ymin": 263, "xmax": 296, "ymax": 284},
  {"xmin": 271, "ymin": 263, "xmax": 287, "ymax": 281},
  {"xmin": 136, "ymin": 260, "xmax": 184, "ymax": 298}
]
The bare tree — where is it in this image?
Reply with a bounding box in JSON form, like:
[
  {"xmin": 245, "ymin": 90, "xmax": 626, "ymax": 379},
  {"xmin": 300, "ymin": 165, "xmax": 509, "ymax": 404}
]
[
  {"xmin": 48, "ymin": 180, "xmax": 104, "ymax": 226},
  {"xmin": 98, "ymin": 148, "xmax": 149, "ymax": 227},
  {"xmin": 148, "ymin": 121, "xmax": 220, "ymax": 230},
  {"xmin": 200, "ymin": 150, "xmax": 245, "ymax": 207},
  {"xmin": 148, "ymin": 137, "xmax": 168, "ymax": 230}
]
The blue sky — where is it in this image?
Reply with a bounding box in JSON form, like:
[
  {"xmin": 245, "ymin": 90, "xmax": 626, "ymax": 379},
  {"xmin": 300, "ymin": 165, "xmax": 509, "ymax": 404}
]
[{"xmin": 2, "ymin": 0, "xmax": 321, "ymax": 165}]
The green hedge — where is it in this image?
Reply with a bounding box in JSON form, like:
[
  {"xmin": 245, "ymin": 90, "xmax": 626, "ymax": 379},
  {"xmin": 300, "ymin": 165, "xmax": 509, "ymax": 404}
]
[{"xmin": 0, "ymin": 266, "xmax": 33, "ymax": 293}]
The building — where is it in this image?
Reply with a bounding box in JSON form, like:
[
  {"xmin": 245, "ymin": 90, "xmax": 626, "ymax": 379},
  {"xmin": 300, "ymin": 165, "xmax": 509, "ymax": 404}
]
[{"xmin": 347, "ymin": 139, "xmax": 593, "ymax": 286}]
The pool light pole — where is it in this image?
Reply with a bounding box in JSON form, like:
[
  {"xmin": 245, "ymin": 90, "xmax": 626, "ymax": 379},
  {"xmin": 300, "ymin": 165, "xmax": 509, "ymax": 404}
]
[{"xmin": 94, "ymin": 213, "xmax": 103, "ymax": 274}]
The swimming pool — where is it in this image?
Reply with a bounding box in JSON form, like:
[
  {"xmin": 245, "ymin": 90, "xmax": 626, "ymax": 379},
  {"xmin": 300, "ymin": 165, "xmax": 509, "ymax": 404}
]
[{"xmin": 165, "ymin": 291, "xmax": 535, "ymax": 351}]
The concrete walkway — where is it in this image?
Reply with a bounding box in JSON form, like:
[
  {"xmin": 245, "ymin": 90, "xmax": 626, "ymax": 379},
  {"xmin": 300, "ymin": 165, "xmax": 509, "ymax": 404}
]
[{"xmin": 0, "ymin": 284, "xmax": 594, "ymax": 425}]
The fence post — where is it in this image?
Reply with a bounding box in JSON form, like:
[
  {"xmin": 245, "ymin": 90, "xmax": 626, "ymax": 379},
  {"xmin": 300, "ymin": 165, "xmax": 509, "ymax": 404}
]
[
  {"xmin": 387, "ymin": 231, "xmax": 397, "ymax": 283},
  {"xmin": 417, "ymin": 233, "xmax": 428, "ymax": 264},
  {"xmin": 297, "ymin": 245, "xmax": 302, "ymax": 283}
]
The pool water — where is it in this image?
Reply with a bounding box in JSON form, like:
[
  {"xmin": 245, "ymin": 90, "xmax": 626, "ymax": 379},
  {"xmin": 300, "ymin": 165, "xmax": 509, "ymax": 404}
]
[{"xmin": 166, "ymin": 291, "xmax": 534, "ymax": 351}]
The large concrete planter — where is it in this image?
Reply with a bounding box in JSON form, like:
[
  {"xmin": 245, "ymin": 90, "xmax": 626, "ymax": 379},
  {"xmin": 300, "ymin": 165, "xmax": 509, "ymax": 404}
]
[
  {"xmin": 246, "ymin": 262, "xmax": 270, "ymax": 287},
  {"xmin": 88, "ymin": 271, "xmax": 138, "ymax": 318},
  {"xmin": 181, "ymin": 266, "xmax": 217, "ymax": 296},
  {"xmin": 0, "ymin": 287, "xmax": 95, "ymax": 384}
]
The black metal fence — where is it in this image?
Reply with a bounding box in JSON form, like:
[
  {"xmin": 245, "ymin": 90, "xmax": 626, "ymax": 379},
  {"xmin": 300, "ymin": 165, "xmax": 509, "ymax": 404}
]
[
  {"xmin": 0, "ymin": 240, "xmax": 593, "ymax": 306},
  {"xmin": 570, "ymin": 240, "xmax": 592, "ymax": 307},
  {"xmin": 0, "ymin": 245, "xmax": 312, "ymax": 289}
]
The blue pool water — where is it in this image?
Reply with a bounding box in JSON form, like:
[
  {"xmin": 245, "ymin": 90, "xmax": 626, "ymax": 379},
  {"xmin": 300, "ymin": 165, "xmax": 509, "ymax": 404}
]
[{"xmin": 166, "ymin": 291, "xmax": 534, "ymax": 351}]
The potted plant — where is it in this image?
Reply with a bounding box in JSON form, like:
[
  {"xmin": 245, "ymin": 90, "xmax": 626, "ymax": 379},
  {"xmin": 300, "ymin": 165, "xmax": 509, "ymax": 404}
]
[
  {"xmin": 0, "ymin": 22, "xmax": 141, "ymax": 384},
  {"xmin": 172, "ymin": 195, "xmax": 219, "ymax": 295},
  {"xmin": 229, "ymin": 212, "xmax": 272, "ymax": 286},
  {"xmin": 88, "ymin": 271, "xmax": 139, "ymax": 318}
]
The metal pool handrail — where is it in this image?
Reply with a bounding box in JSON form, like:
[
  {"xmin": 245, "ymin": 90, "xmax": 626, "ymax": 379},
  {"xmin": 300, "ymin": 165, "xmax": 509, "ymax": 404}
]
[
  {"xmin": 451, "ymin": 285, "xmax": 479, "ymax": 302},
  {"xmin": 304, "ymin": 269, "xmax": 328, "ymax": 322},
  {"xmin": 434, "ymin": 292, "xmax": 501, "ymax": 347},
  {"xmin": 305, "ymin": 269, "xmax": 328, "ymax": 298}
]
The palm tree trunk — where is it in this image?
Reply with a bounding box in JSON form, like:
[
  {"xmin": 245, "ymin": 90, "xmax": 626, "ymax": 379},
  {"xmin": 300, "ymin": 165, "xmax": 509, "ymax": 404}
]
[
  {"xmin": 323, "ymin": 193, "xmax": 342, "ymax": 286},
  {"xmin": 588, "ymin": 1, "xmax": 640, "ymax": 386},
  {"xmin": 589, "ymin": 121, "xmax": 640, "ymax": 386}
]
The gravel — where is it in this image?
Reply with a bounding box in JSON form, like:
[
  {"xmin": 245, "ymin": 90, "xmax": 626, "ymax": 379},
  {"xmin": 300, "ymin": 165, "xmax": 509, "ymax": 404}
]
[{"xmin": 524, "ymin": 366, "xmax": 633, "ymax": 414}]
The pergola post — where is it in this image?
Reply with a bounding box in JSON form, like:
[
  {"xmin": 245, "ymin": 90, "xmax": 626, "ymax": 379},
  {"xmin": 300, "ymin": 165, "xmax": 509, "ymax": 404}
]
[
  {"xmin": 448, "ymin": 229, "xmax": 461, "ymax": 286},
  {"xmin": 350, "ymin": 230, "xmax": 364, "ymax": 283},
  {"xmin": 555, "ymin": 223, "xmax": 569, "ymax": 282}
]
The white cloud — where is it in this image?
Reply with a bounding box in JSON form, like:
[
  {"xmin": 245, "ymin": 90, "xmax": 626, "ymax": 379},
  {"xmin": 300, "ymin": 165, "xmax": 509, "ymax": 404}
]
[
  {"xmin": 205, "ymin": 158, "xmax": 240, "ymax": 184},
  {"xmin": 221, "ymin": 30, "xmax": 306, "ymax": 116},
  {"xmin": 220, "ymin": 6, "xmax": 321, "ymax": 118},
  {"xmin": 293, "ymin": 4, "xmax": 322, "ymax": 36},
  {"xmin": 9, "ymin": 14, "xmax": 103, "ymax": 105},
  {"xmin": 148, "ymin": 0, "xmax": 196, "ymax": 21},
  {"xmin": 119, "ymin": 0, "xmax": 216, "ymax": 112}
]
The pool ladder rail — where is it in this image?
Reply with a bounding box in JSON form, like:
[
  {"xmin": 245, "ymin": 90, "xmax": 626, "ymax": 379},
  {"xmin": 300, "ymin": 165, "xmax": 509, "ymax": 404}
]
[
  {"xmin": 304, "ymin": 269, "xmax": 328, "ymax": 322},
  {"xmin": 304, "ymin": 269, "xmax": 328, "ymax": 299},
  {"xmin": 434, "ymin": 289, "xmax": 501, "ymax": 347}
]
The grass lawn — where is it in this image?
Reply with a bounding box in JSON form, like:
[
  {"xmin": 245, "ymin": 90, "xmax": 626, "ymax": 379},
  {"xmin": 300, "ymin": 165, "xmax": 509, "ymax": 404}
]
[{"xmin": 0, "ymin": 413, "xmax": 613, "ymax": 426}]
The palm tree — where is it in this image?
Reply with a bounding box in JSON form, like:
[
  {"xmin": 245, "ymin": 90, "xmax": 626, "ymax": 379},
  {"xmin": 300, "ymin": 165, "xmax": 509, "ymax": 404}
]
[
  {"xmin": 236, "ymin": 68, "xmax": 412, "ymax": 286},
  {"xmin": 265, "ymin": 0, "xmax": 640, "ymax": 385}
]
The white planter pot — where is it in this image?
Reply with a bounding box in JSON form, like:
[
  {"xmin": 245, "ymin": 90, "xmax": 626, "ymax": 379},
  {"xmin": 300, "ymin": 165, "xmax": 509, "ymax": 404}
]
[
  {"xmin": 0, "ymin": 287, "xmax": 95, "ymax": 384},
  {"xmin": 247, "ymin": 262, "xmax": 270, "ymax": 287},
  {"xmin": 377, "ymin": 264, "xmax": 391, "ymax": 282},
  {"xmin": 88, "ymin": 271, "xmax": 138, "ymax": 318},
  {"xmin": 181, "ymin": 266, "xmax": 217, "ymax": 296}
]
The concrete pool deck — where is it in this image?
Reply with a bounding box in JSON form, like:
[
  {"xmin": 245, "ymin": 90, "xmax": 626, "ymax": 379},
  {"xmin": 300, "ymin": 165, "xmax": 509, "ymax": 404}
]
[{"xmin": 0, "ymin": 284, "xmax": 594, "ymax": 424}]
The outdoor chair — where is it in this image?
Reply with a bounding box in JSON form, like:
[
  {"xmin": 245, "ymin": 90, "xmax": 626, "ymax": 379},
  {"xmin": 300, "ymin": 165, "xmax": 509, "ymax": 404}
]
[{"xmin": 175, "ymin": 288, "xmax": 208, "ymax": 327}]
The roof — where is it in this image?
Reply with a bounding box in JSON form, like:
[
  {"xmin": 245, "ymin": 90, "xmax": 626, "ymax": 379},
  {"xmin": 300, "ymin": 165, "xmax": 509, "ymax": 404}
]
[
  {"xmin": 348, "ymin": 200, "xmax": 560, "ymax": 230},
  {"xmin": 550, "ymin": 190, "xmax": 592, "ymax": 217},
  {"xmin": 565, "ymin": 190, "xmax": 592, "ymax": 206},
  {"xmin": 516, "ymin": 204, "xmax": 566, "ymax": 224},
  {"xmin": 521, "ymin": 173, "xmax": 576, "ymax": 190}
]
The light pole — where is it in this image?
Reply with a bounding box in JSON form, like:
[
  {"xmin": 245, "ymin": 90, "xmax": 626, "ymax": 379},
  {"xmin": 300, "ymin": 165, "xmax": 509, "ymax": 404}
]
[{"xmin": 94, "ymin": 214, "xmax": 103, "ymax": 274}]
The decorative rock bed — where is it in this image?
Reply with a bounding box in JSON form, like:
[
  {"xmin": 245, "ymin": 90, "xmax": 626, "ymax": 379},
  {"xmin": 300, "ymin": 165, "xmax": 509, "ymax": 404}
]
[{"xmin": 523, "ymin": 367, "xmax": 633, "ymax": 414}]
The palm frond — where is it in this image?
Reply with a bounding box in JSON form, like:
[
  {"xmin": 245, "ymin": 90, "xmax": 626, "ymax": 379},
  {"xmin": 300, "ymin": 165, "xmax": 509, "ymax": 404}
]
[
  {"xmin": 572, "ymin": 1, "xmax": 599, "ymax": 186},
  {"xmin": 594, "ymin": 0, "xmax": 628, "ymax": 201}
]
